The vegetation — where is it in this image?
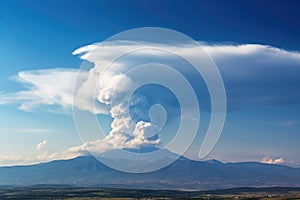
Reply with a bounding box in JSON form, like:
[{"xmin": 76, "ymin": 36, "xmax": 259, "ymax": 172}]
[{"xmin": 0, "ymin": 186, "xmax": 299, "ymax": 199}]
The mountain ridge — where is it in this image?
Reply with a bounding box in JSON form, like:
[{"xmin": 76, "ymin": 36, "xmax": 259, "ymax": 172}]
[{"xmin": 0, "ymin": 155, "xmax": 299, "ymax": 190}]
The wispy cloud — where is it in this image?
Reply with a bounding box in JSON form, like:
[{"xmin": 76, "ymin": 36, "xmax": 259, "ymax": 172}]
[
  {"xmin": 0, "ymin": 150, "xmax": 80, "ymax": 166},
  {"xmin": 17, "ymin": 128, "xmax": 52, "ymax": 134},
  {"xmin": 280, "ymin": 120, "xmax": 299, "ymax": 126},
  {"xmin": 0, "ymin": 69, "xmax": 77, "ymax": 111},
  {"xmin": 0, "ymin": 68, "xmax": 107, "ymax": 114}
]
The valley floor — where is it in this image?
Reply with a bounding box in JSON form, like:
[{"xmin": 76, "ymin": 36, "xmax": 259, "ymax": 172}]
[{"xmin": 0, "ymin": 187, "xmax": 299, "ymax": 199}]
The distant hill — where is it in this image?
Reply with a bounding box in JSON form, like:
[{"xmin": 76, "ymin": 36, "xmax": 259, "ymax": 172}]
[{"xmin": 0, "ymin": 155, "xmax": 299, "ymax": 190}]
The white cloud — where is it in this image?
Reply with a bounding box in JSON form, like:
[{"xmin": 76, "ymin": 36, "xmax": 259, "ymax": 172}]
[
  {"xmin": 0, "ymin": 155, "xmax": 24, "ymax": 165},
  {"xmin": 273, "ymin": 157, "xmax": 285, "ymax": 164},
  {"xmin": 0, "ymin": 69, "xmax": 77, "ymax": 112},
  {"xmin": 17, "ymin": 128, "xmax": 52, "ymax": 134},
  {"xmin": 0, "ymin": 68, "xmax": 107, "ymax": 114},
  {"xmin": 1, "ymin": 41, "xmax": 300, "ymax": 113},
  {"xmin": 261, "ymin": 156, "xmax": 273, "ymax": 164},
  {"xmin": 72, "ymin": 43, "xmax": 164, "ymax": 153},
  {"xmin": 280, "ymin": 120, "xmax": 299, "ymax": 126},
  {"xmin": 36, "ymin": 140, "xmax": 47, "ymax": 150},
  {"xmin": 261, "ymin": 156, "xmax": 285, "ymax": 164},
  {"xmin": 68, "ymin": 121, "xmax": 160, "ymax": 156},
  {"xmin": 1, "ymin": 41, "xmax": 300, "ymax": 156},
  {"xmin": 35, "ymin": 150, "xmax": 80, "ymax": 161},
  {"xmin": 69, "ymin": 41, "xmax": 300, "ymax": 154},
  {"xmin": 0, "ymin": 150, "xmax": 80, "ymax": 166}
]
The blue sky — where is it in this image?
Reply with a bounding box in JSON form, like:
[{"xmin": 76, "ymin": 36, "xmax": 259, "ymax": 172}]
[{"xmin": 0, "ymin": 0, "xmax": 300, "ymax": 167}]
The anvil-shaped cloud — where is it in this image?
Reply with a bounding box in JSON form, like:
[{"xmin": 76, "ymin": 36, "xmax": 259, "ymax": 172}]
[{"xmin": 1, "ymin": 41, "xmax": 300, "ymax": 155}]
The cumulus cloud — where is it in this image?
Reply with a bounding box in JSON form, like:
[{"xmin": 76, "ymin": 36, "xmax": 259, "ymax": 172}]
[
  {"xmin": 273, "ymin": 158, "xmax": 285, "ymax": 164},
  {"xmin": 36, "ymin": 140, "xmax": 47, "ymax": 150},
  {"xmin": 0, "ymin": 155, "xmax": 25, "ymax": 165},
  {"xmin": 1, "ymin": 41, "xmax": 300, "ymax": 155},
  {"xmin": 72, "ymin": 51, "xmax": 161, "ymax": 153},
  {"xmin": 261, "ymin": 156, "xmax": 285, "ymax": 164}
]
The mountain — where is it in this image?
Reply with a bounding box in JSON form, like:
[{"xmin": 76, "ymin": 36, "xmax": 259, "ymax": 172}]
[{"xmin": 0, "ymin": 155, "xmax": 299, "ymax": 190}]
